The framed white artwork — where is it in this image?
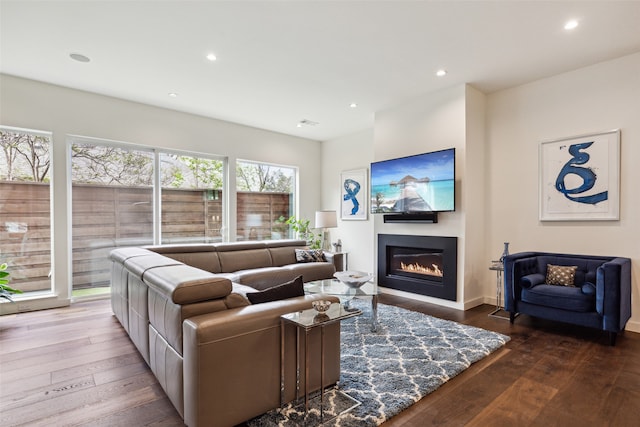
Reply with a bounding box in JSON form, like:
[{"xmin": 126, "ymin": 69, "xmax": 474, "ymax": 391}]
[
  {"xmin": 340, "ymin": 168, "xmax": 368, "ymax": 220},
  {"xmin": 539, "ymin": 129, "xmax": 620, "ymax": 221}
]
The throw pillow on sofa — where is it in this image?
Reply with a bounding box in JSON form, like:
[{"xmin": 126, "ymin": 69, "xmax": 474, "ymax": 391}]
[
  {"xmin": 295, "ymin": 249, "xmax": 326, "ymax": 263},
  {"xmin": 581, "ymin": 282, "xmax": 596, "ymax": 295},
  {"xmin": 246, "ymin": 275, "xmax": 305, "ymax": 304},
  {"xmin": 546, "ymin": 264, "xmax": 578, "ymax": 287}
]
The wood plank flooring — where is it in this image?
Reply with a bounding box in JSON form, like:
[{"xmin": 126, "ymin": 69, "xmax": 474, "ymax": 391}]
[{"xmin": 1, "ymin": 295, "xmax": 639, "ymax": 426}]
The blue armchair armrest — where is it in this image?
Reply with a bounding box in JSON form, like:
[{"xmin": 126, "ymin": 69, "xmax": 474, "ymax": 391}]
[
  {"xmin": 597, "ymin": 257, "xmax": 632, "ymax": 332},
  {"xmin": 503, "ymin": 252, "xmax": 540, "ymax": 312},
  {"xmin": 520, "ymin": 273, "xmax": 545, "ymax": 289}
]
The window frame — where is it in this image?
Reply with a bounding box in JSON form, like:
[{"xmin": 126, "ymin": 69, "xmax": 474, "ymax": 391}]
[
  {"xmin": 0, "ymin": 125, "xmax": 55, "ymax": 302},
  {"xmin": 67, "ymin": 136, "xmax": 228, "ymax": 300},
  {"xmin": 235, "ymin": 158, "xmax": 298, "ymax": 241}
]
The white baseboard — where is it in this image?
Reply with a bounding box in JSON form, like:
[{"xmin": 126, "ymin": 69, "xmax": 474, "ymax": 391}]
[
  {"xmin": 379, "ymin": 287, "xmax": 465, "ymax": 310},
  {"xmin": 625, "ymin": 319, "xmax": 640, "ymax": 333},
  {"xmin": 379, "ymin": 287, "xmax": 486, "ymax": 311},
  {"xmin": 0, "ymin": 295, "xmax": 69, "ymax": 315}
]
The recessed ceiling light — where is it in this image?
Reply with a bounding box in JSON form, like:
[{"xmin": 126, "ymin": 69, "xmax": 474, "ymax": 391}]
[
  {"xmin": 206, "ymin": 53, "xmax": 217, "ymax": 61},
  {"xmin": 350, "ymin": 103, "xmax": 358, "ymax": 108},
  {"xmin": 564, "ymin": 20, "xmax": 579, "ymax": 30},
  {"xmin": 69, "ymin": 53, "xmax": 90, "ymax": 63},
  {"xmin": 168, "ymin": 92, "xmax": 178, "ymax": 98},
  {"xmin": 436, "ymin": 69, "xmax": 447, "ymax": 77}
]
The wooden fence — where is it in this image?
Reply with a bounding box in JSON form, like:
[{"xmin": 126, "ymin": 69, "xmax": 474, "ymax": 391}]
[{"xmin": 0, "ymin": 182, "xmax": 291, "ymax": 292}]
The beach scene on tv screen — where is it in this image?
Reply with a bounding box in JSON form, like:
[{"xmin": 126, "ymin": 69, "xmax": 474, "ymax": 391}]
[{"xmin": 371, "ymin": 149, "xmax": 455, "ymax": 213}]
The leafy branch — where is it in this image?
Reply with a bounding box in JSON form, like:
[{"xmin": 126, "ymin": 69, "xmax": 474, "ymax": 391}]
[
  {"xmin": 0, "ymin": 263, "xmax": 22, "ymax": 302},
  {"xmin": 278, "ymin": 216, "xmax": 321, "ymax": 249}
]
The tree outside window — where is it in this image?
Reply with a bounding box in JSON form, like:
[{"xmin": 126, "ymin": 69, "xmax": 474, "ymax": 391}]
[{"xmin": 236, "ymin": 160, "xmax": 295, "ymax": 241}]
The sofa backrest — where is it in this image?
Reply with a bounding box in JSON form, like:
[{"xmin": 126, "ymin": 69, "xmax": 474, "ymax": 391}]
[
  {"xmin": 146, "ymin": 239, "xmax": 310, "ymax": 273},
  {"xmin": 536, "ymin": 255, "xmax": 612, "ymax": 286},
  {"xmin": 147, "ymin": 244, "xmax": 222, "ymax": 273},
  {"xmin": 212, "ymin": 244, "xmax": 268, "ymax": 274},
  {"xmin": 266, "ymin": 241, "xmax": 308, "ymax": 266}
]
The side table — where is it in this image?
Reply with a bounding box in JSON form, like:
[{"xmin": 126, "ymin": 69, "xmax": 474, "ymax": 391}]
[
  {"xmin": 488, "ymin": 261, "xmax": 510, "ymax": 319},
  {"xmin": 280, "ymin": 303, "xmax": 361, "ymax": 424},
  {"xmin": 329, "ymin": 251, "xmax": 348, "ymax": 272}
]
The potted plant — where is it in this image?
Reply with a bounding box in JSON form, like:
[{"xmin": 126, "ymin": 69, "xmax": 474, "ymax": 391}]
[
  {"xmin": 278, "ymin": 216, "xmax": 321, "ymax": 249},
  {"xmin": 0, "ymin": 263, "xmax": 22, "ymax": 302}
]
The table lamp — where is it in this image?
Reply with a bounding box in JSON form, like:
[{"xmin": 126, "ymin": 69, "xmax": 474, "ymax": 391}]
[{"xmin": 315, "ymin": 210, "xmax": 337, "ymax": 251}]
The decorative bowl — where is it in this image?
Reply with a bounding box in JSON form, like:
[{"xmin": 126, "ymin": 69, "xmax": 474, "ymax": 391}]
[
  {"xmin": 334, "ymin": 271, "xmax": 373, "ymax": 288},
  {"xmin": 312, "ymin": 300, "xmax": 333, "ymax": 313}
]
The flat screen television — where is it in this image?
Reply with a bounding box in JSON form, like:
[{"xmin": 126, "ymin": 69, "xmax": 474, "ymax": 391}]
[{"xmin": 370, "ymin": 148, "xmax": 455, "ymax": 214}]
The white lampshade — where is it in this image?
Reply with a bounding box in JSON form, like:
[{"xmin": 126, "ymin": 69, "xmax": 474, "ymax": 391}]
[{"xmin": 315, "ymin": 210, "xmax": 337, "ymax": 229}]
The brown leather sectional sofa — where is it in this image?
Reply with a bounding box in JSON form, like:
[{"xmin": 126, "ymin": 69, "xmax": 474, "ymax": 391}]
[{"xmin": 109, "ymin": 239, "xmax": 341, "ymax": 427}]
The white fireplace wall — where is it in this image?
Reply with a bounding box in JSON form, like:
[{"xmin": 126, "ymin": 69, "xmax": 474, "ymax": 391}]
[{"xmin": 372, "ymin": 84, "xmax": 487, "ymax": 310}]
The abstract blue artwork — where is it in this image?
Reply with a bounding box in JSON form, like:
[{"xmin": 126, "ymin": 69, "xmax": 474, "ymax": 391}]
[
  {"xmin": 340, "ymin": 169, "xmax": 367, "ymax": 220},
  {"xmin": 554, "ymin": 141, "xmax": 608, "ymax": 205},
  {"xmin": 540, "ymin": 129, "xmax": 620, "ymax": 221},
  {"xmin": 343, "ymin": 178, "xmax": 361, "ymax": 215}
]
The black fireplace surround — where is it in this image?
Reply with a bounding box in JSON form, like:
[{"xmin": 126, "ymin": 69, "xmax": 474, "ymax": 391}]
[{"xmin": 378, "ymin": 234, "xmax": 458, "ymax": 301}]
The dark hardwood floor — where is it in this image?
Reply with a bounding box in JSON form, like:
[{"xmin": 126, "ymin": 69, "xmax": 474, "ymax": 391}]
[{"xmin": 1, "ymin": 295, "xmax": 639, "ymax": 426}]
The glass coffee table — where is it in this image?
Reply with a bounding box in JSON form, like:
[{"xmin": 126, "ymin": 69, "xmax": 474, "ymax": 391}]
[{"xmin": 304, "ymin": 279, "xmax": 380, "ymax": 332}]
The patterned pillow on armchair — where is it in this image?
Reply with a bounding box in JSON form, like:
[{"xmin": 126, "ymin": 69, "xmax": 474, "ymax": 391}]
[{"xmin": 546, "ymin": 264, "xmax": 578, "ymax": 287}]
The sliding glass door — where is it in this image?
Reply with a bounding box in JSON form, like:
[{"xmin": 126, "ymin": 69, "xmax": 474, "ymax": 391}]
[
  {"xmin": 69, "ymin": 138, "xmax": 227, "ymax": 297},
  {"xmin": 0, "ymin": 126, "xmax": 52, "ymax": 297},
  {"xmin": 70, "ymin": 139, "xmax": 154, "ymax": 297}
]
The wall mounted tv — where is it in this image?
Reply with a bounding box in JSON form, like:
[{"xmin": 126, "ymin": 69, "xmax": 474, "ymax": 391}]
[{"xmin": 370, "ymin": 148, "xmax": 455, "ymax": 215}]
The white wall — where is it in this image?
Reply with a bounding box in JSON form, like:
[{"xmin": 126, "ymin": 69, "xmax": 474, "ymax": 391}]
[
  {"xmin": 320, "ymin": 128, "xmax": 375, "ymax": 273},
  {"xmin": 373, "ymin": 84, "xmax": 486, "ymax": 309},
  {"xmin": 486, "ymin": 52, "xmax": 640, "ymax": 331},
  {"xmin": 464, "ymin": 85, "xmax": 488, "ymax": 304},
  {"xmin": 0, "ymin": 74, "xmax": 324, "ymax": 311},
  {"xmin": 322, "ymin": 53, "xmax": 639, "ymax": 333},
  {"xmin": 322, "ymin": 84, "xmax": 488, "ymax": 310}
]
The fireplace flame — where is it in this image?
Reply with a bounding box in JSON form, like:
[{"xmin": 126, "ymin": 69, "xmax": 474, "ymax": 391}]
[{"xmin": 399, "ymin": 261, "xmax": 443, "ymax": 277}]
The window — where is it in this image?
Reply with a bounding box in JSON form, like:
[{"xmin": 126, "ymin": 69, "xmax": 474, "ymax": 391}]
[
  {"xmin": 236, "ymin": 160, "xmax": 295, "ymax": 241},
  {"xmin": 69, "ymin": 139, "xmax": 227, "ymax": 297},
  {"xmin": 0, "ymin": 126, "xmax": 52, "ymax": 296},
  {"xmin": 159, "ymin": 152, "xmax": 224, "ymax": 244},
  {"xmin": 70, "ymin": 140, "xmax": 154, "ymax": 296}
]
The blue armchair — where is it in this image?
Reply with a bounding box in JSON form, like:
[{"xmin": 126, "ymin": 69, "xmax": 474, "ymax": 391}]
[{"xmin": 504, "ymin": 252, "xmax": 631, "ymax": 345}]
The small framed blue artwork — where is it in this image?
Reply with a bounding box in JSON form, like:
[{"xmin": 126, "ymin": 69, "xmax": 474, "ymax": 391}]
[
  {"xmin": 340, "ymin": 168, "xmax": 368, "ymax": 220},
  {"xmin": 539, "ymin": 129, "xmax": 620, "ymax": 221}
]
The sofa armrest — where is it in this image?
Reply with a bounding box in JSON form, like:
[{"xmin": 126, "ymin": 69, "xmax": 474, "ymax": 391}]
[
  {"xmin": 143, "ymin": 264, "xmax": 232, "ymax": 304},
  {"xmin": 184, "ymin": 294, "xmax": 339, "ymax": 342},
  {"xmin": 182, "ymin": 294, "xmax": 341, "ymax": 427},
  {"xmin": 504, "ymin": 252, "xmax": 541, "ymax": 312},
  {"xmin": 520, "ymin": 273, "xmax": 545, "ymax": 289},
  {"xmin": 597, "ymin": 257, "xmax": 632, "ymax": 332}
]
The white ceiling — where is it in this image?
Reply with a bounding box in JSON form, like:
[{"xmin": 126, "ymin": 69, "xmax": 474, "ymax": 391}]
[{"xmin": 1, "ymin": 1, "xmax": 640, "ymax": 141}]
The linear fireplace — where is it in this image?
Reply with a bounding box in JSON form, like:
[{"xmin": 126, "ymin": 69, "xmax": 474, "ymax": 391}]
[{"xmin": 378, "ymin": 234, "xmax": 457, "ymax": 301}]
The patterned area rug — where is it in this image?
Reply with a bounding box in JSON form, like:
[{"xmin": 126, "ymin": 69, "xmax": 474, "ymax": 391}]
[{"xmin": 249, "ymin": 302, "xmax": 510, "ymax": 426}]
